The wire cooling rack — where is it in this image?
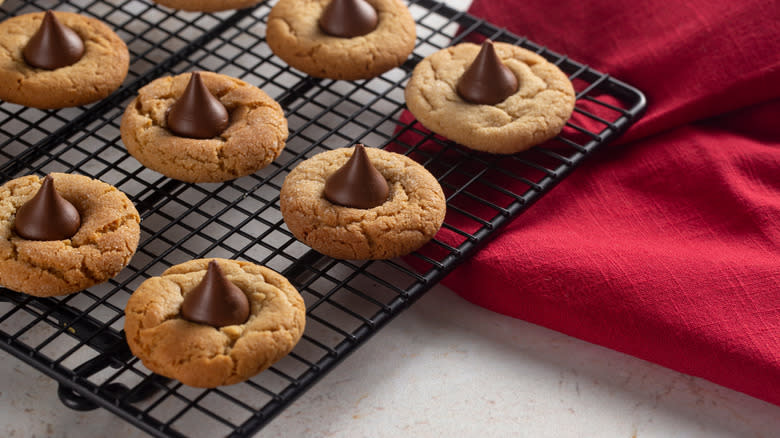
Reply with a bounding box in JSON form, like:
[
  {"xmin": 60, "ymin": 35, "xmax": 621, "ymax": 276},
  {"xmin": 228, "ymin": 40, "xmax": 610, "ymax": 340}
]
[{"xmin": 0, "ymin": 0, "xmax": 646, "ymax": 436}]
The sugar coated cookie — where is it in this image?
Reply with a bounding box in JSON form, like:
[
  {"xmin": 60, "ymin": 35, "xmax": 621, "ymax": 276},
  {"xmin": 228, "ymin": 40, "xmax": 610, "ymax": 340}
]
[
  {"xmin": 280, "ymin": 145, "xmax": 446, "ymax": 260},
  {"xmin": 0, "ymin": 11, "xmax": 129, "ymax": 109},
  {"xmin": 405, "ymin": 41, "xmax": 575, "ymax": 153},
  {"xmin": 267, "ymin": 0, "xmax": 416, "ymax": 80},
  {"xmin": 125, "ymin": 258, "xmax": 306, "ymax": 388},
  {"xmin": 120, "ymin": 71, "xmax": 288, "ymax": 183},
  {"xmin": 0, "ymin": 173, "xmax": 140, "ymax": 297}
]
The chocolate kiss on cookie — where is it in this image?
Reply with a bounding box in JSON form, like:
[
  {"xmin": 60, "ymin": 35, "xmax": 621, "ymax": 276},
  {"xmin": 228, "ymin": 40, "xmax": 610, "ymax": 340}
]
[
  {"xmin": 457, "ymin": 40, "xmax": 519, "ymax": 105},
  {"xmin": 319, "ymin": 0, "xmax": 378, "ymax": 38},
  {"xmin": 167, "ymin": 72, "xmax": 229, "ymax": 139},
  {"xmin": 181, "ymin": 260, "xmax": 250, "ymax": 327},
  {"xmin": 23, "ymin": 11, "xmax": 85, "ymax": 70},
  {"xmin": 324, "ymin": 144, "xmax": 389, "ymax": 209},
  {"xmin": 14, "ymin": 175, "xmax": 81, "ymax": 241}
]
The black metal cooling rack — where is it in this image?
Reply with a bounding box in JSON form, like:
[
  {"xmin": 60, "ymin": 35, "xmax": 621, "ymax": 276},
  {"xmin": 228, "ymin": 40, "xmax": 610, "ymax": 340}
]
[{"xmin": 0, "ymin": 0, "xmax": 646, "ymax": 436}]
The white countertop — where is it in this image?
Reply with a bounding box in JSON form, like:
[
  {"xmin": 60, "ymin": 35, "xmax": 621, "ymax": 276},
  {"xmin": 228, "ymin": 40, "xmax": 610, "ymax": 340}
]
[
  {"xmin": 2, "ymin": 1, "xmax": 780, "ymax": 437},
  {"xmin": 3, "ymin": 283, "xmax": 780, "ymax": 437}
]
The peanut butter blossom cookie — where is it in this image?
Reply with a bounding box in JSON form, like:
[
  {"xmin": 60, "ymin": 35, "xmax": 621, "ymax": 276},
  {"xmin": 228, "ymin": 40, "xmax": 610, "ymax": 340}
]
[
  {"xmin": 266, "ymin": 0, "xmax": 416, "ymax": 80},
  {"xmin": 405, "ymin": 40, "xmax": 576, "ymax": 154},
  {"xmin": 280, "ymin": 144, "xmax": 446, "ymax": 260},
  {"xmin": 151, "ymin": 0, "xmax": 262, "ymax": 12},
  {"xmin": 125, "ymin": 258, "xmax": 306, "ymax": 388},
  {"xmin": 0, "ymin": 11, "xmax": 129, "ymax": 109},
  {"xmin": 120, "ymin": 71, "xmax": 288, "ymax": 183},
  {"xmin": 0, "ymin": 173, "xmax": 141, "ymax": 297}
]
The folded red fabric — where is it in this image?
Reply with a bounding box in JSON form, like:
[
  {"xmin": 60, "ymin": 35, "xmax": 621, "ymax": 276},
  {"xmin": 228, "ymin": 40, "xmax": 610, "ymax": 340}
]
[{"xmin": 415, "ymin": 0, "xmax": 780, "ymax": 404}]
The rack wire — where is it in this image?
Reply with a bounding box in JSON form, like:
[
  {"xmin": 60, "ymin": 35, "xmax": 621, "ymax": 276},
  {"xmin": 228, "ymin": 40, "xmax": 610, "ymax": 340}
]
[{"xmin": 0, "ymin": 0, "xmax": 646, "ymax": 436}]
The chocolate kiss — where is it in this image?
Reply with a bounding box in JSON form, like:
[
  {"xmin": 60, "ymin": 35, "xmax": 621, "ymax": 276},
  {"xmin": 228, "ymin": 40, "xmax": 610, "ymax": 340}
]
[
  {"xmin": 324, "ymin": 144, "xmax": 389, "ymax": 209},
  {"xmin": 166, "ymin": 72, "xmax": 229, "ymax": 139},
  {"xmin": 319, "ymin": 0, "xmax": 379, "ymax": 38},
  {"xmin": 23, "ymin": 11, "xmax": 85, "ymax": 70},
  {"xmin": 457, "ymin": 40, "xmax": 519, "ymax": 105},
  {"xmin": 181, "ymin": 260, "xmax": 250, "ymax": 327},
  {"xmin": 14, "ymin": 175, "xmax": 81, "ymax": 241}
]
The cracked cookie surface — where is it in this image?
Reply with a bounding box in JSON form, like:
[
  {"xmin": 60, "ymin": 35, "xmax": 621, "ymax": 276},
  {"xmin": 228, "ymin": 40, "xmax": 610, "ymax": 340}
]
[
  {"xmin": 266, "ymin": 0, "xmax": 416, "ymax": 80},
  {"xmin": 280, "ymin": 147, "xmax": 446, "ymax": 259},
  {"xmin": 0, "ymin": 11, "xmax": 129, "ymax": 109},
  {"xmin": 405, "ymin": 41, "xmax": 576, "ymax": 154},
  {"xmin": 120, "ymin": 71, "xmax": 288, "ymax": 183},
  {"xmin": 0, "ymin": 173, "xmax": 140, "ymax": 297},
  {"xmin": 151, "ymin": 0, "xmax": 262, "ymax": 12},
  {"xmin": 124, "ymin": 258, "xmax": 306, "ymax": 388}
]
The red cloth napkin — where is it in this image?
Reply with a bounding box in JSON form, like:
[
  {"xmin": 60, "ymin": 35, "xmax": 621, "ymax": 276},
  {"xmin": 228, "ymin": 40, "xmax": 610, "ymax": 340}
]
[{"xmin": 406, "ymin": 0, "xmax": 780, "ymax": 404}]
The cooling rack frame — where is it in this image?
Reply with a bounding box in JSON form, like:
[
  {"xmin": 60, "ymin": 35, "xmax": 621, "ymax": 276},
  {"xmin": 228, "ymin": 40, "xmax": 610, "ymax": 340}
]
[{"xmin": 0, "ymin": 0, "xmax": 646, "ymax": 436}]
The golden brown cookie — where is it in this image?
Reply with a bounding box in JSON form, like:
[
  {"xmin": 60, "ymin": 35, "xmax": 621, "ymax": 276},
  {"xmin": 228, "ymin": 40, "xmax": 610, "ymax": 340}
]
[
  {"xmin": 150, "ymin": 0, "xmax": 262, "ymax": 12},
  {"xmin": 405, "ymin": 41, "xmax": 576, "ymax": 154},
  {"xmin": 0, "ymin": 11, "xmax": 129, "ymax": 109},
  {"xmin": 266, "ymin": 0, "xmax": 416, "ymax": 80},
  {"xmin": 280, "ymin": 146, "xmax": 446, "ymax": 260},
  {"xmin": 124, "ymin": 258, "xmax": 306, "ymax": 388},
  {"xmin": 120, "ymin": 71, "xmax": 288, "ymax": 183},
  {"xmin": 0, "ymin": 173, "xmax": 141, "ymax": 297}
]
